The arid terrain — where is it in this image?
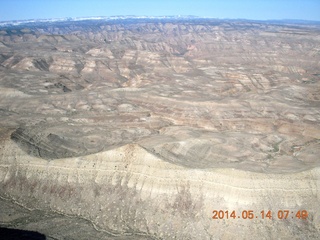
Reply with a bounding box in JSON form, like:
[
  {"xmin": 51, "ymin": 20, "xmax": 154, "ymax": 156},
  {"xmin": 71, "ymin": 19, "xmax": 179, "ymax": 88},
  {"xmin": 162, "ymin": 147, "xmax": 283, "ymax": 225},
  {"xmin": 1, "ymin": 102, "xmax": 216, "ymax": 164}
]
[{"xmin": 0, "ymin": 18, "xmax": 319, "ymax": 239}]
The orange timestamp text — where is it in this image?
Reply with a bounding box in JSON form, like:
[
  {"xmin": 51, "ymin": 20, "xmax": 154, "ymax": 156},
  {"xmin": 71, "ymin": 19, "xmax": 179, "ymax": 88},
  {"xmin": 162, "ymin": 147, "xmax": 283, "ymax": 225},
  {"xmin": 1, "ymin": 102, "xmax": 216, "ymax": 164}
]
[{"xmin": 212, "ymin": 210, "xmax": 308, "ymax": 220}]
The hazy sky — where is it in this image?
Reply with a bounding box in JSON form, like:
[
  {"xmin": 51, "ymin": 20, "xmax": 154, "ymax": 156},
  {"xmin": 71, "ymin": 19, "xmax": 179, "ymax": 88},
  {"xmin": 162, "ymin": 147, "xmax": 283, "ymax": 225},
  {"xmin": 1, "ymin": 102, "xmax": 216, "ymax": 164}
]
[{"xmin": 1, "ymin": 0, "xmax": 319, "ymax": 22}]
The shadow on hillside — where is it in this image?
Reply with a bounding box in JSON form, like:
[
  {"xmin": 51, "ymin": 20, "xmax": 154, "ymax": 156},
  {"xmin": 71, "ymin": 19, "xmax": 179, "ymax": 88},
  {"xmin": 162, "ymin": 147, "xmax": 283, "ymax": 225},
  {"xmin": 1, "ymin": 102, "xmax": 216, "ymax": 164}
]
[{"xmin": 0, "ymin": 227, "xmax": 46, "ymax": 240}]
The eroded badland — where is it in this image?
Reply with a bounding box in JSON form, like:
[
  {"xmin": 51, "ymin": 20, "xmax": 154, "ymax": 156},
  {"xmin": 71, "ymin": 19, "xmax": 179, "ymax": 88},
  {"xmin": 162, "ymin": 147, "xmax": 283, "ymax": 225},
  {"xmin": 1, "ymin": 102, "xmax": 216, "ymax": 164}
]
[{"xmin": 0, "ymin": 18, "xmax": 319, "ymax": 239}]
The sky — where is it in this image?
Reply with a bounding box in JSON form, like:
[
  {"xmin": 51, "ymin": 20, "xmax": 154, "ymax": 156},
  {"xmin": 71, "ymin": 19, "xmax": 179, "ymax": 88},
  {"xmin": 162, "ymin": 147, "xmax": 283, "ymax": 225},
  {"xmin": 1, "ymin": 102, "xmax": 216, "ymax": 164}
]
[{"xmin": 0, "ymin": 0, "xmax": 319, "ymax": 22}]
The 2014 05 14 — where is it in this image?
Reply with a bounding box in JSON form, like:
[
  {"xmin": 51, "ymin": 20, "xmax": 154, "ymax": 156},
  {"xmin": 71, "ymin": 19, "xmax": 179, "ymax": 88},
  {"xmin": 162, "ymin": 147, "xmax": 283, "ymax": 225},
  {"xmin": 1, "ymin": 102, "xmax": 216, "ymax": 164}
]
[{"xmin": 212, "ymin": 210, "xmax": 308, "ymax": 220}]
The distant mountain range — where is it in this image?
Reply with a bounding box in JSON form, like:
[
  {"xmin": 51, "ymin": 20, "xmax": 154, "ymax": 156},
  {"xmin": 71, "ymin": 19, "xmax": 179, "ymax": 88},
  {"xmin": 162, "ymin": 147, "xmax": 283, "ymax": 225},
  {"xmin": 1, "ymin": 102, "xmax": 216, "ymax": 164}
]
[
  {"xmin": 0, "ymin": 15, "xmax": 200, "ymax": 27},
  {"xmin": 1, "ymin": 15, "xmax": 319, "ymax": 27}
]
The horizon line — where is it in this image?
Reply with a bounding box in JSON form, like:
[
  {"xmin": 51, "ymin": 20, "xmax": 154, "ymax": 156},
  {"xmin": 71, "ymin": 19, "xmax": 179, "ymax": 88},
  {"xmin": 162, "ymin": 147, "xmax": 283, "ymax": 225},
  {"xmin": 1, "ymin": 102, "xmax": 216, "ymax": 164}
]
[{"xmin": 1, "ymin": 15, "xmax": 320, "ymax": 26}]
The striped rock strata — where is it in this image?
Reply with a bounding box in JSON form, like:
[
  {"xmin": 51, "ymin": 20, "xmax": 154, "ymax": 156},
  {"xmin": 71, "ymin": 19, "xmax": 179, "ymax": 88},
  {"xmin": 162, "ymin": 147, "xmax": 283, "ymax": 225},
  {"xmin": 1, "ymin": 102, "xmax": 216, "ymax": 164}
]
[{"xmin": 0, "ymin": 132, "xmax": 320, "ymax": 239}]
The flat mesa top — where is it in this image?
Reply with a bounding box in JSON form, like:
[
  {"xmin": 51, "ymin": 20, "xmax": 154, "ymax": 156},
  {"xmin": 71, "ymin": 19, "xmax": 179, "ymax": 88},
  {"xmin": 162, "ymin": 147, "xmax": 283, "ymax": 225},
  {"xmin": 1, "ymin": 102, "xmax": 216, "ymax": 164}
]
[{"xmin": 0, "ymin": 18, "xmax": 319, "ymax": 173}]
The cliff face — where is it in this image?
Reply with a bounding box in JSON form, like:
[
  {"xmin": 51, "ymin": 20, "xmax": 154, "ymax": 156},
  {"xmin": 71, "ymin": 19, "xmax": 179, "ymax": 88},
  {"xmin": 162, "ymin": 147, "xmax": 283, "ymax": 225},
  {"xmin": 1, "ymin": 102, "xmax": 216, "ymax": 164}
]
[
  {"xmin": 1, "ymin": 136, "xmax": 320, "ymax": 239},
  {"xmin": 0, "ymin": 19, "xmax": 320, "ymax": 239}
]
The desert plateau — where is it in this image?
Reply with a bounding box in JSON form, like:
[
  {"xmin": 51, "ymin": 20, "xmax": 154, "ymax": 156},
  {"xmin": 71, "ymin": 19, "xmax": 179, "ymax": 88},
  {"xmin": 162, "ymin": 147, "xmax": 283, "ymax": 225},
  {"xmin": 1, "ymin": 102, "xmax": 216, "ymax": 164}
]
[{"xmin": 0, "ymin": 17, "xmax": 319, "ymax": 239}]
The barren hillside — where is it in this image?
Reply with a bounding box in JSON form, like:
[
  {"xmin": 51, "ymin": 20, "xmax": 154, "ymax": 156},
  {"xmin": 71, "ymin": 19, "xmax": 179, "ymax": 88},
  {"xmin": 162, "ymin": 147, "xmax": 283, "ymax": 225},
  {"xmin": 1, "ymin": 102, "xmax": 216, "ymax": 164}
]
[{"xmin": 0, "ymin": 18, "xmax": 319, "ymax": 239}]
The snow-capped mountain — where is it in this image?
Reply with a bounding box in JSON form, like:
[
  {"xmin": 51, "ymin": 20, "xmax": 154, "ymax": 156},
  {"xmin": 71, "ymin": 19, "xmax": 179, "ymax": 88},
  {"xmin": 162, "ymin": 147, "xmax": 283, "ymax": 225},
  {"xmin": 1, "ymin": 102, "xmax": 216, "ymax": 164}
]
[{"xmin": 0, "ymin": 15, "xmax": 201, "ymax": 27}]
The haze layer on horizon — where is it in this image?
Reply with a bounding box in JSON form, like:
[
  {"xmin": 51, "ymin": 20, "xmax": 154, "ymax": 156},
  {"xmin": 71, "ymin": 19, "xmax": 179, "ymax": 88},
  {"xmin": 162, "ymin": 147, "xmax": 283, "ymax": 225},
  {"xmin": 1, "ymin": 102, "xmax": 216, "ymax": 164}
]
[{"xmin": 0, "ymin": 0, "xmax": 319, "ymax": 22}]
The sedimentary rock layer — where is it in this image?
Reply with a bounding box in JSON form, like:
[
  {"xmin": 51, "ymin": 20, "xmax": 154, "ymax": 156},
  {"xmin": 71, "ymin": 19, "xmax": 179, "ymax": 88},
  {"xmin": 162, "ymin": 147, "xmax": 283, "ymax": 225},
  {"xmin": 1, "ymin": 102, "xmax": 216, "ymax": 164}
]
[{"xmin": 1, "ymin": 136, "xmax": 319, "ymax": 239}]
